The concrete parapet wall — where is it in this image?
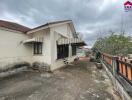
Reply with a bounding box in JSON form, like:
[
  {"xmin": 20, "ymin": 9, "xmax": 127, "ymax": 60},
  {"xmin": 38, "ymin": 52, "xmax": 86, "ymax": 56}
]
[{"xmin": 101, "ymin": 60, "xmax": 132, "ymax": 100}]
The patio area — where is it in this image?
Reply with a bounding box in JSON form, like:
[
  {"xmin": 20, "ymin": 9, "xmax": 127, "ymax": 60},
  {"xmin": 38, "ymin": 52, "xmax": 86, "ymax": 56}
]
[{"xmin": 0, "ymin": 59, "xmax": 120, "ymax": 100}]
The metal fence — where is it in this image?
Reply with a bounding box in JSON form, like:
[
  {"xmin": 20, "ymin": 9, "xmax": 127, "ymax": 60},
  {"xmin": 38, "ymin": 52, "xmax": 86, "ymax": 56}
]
[
  {"xmin": 101, "ymin": 53, "xmax": 132, "ymax": 86},
  {"xmin": 117, "ymin": 60, "xmax": 132, "ymax": 85}
]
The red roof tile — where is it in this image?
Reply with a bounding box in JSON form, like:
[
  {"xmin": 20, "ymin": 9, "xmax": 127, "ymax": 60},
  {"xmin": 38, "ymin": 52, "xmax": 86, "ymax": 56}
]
[{"xmin": 0, "ymin": 20, "xmax": 30, "ymax": 33}]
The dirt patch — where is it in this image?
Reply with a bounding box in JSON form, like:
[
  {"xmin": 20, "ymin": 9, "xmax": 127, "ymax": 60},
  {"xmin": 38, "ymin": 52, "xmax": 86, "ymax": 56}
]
[{"xmin": 0, "ymin": 60, "xmax": 121, "ymax": 100}]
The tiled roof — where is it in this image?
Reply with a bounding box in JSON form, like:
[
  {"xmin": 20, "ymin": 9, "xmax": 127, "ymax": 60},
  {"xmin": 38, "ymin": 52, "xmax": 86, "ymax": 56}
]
[
  {"xmin": 0, "ymin": 20, "xmax": 72, "ymax": 33},
  {"xmin": 0, "ymin": 20, "xmax": 30, "ymax": 33}
]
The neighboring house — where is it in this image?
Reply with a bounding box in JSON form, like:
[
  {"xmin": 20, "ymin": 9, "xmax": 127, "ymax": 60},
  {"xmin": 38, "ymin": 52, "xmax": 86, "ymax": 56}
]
[
  {"xmin": 77, "ymin": 47, "xmax": 86, "ymax": 57},
  {"xmin": 77, "ymin": 46, "xmax": 91, "ymax": 57},
  {"xmin": 0, "ymin": 20, "xmax": 85, "ymax": 71}
]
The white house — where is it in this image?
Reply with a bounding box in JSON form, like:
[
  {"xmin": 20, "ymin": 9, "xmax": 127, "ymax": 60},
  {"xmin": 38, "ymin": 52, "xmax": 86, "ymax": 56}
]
[{"xmin": 0, "ymin": 20, "xmax": 85, "ymax": 71}]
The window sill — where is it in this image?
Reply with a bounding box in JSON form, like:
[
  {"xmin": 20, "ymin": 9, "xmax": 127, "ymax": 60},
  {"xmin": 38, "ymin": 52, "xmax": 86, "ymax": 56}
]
[
  {"xmin": 33, "ymin": 54, "xmax": 43, "ymax": 56},
  {"xmin": 56, "ymin": 55, "xmax": 77, "ymax": 61},
  {"xmin": 56, "ymin": 57, "xmax": 68, "ymax": 61}
]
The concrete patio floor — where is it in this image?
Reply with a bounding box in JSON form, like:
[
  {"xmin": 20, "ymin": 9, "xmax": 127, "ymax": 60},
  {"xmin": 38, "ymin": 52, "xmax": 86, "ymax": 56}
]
[{"xmin": 0, "ymin": 60, "xmax": 121, "ymax": 100}]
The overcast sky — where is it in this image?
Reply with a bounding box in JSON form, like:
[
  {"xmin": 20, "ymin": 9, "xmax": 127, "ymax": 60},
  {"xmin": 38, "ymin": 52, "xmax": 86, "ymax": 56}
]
[{"xmin": 0, "ymin": 0, "xmax": 132, "ymax": 47}]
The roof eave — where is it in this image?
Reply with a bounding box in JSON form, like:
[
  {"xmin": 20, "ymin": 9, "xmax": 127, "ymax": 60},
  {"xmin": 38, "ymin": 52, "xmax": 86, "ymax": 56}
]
[
  {"xmin": 0, "ymin": 27, "xmax": 26, "ymax": 34},
  {"xmin": 26, "ymin": 20, "xmax": 73, "ymax": 34},
  {"xmin": 27, "ymin": 25, "xmax": 49, "ymax": 34}
]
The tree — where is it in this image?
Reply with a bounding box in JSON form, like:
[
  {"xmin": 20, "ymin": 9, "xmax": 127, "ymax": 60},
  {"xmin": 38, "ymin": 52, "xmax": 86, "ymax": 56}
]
[{"xmin": 92, "ymin": 33, "xmax": 132, "ymax": 56}]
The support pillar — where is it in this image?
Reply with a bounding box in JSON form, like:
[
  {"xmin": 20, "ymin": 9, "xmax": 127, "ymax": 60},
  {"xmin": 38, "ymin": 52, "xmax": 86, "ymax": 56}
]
[{"xmin": 69, "ymin": 44, "xmax": 72, "ymax": 57}]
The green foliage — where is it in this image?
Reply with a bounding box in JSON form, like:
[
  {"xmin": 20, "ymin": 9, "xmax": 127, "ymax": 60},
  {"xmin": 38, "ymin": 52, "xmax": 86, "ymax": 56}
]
[{"xmin": 92, "ymin": 33, "xmax": 132, "ymax": 55}]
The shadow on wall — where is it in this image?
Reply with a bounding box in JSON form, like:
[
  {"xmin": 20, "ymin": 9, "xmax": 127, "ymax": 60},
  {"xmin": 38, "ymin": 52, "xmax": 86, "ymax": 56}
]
[
  {"xmin": 0, "ymin": 61, "xmax": 30, "ymax": 78},
  {"xmin": 0, "ymin": 61, "xmax": 51, "ymax": 78},
  {"xmin": 0, "ymin": 61, "xmax": 30, "ymax": 72}
]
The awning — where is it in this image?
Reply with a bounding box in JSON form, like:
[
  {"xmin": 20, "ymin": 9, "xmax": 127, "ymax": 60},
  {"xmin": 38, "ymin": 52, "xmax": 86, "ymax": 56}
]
[
  {"xmin": 57, "ymin": 38, "xmax": 86, "ymax": 46},
  {"xmin": 23, "ymin": 37, "xmax": 43, "ymax": 44}
]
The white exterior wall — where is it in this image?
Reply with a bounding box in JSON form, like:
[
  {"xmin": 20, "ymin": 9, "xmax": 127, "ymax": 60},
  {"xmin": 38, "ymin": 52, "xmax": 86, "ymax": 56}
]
[
  {"xmin": 0, "ymin": 22, "xmax": 78, "ymax": 71},
  {"xmin": 50, "ymin": 24, "xmax": 76, "ymax": 70},
  {"xmin": 0, "ymin": 28, "xmax": 32, "ymax": 69},
  {"xmin": 31, "ymin": 29, "xmax": 52, "ymax": 65}
]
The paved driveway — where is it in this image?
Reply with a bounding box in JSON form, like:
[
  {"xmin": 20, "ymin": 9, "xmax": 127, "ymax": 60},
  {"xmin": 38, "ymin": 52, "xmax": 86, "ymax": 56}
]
[{"xmin": 0, "ymin": 60, "xmax": 120, "ymax": 100}]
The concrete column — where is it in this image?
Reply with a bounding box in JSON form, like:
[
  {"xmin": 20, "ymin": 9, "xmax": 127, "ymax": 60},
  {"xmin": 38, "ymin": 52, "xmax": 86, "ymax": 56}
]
[
  {"xmin": 112, "ymin": 56, "xmax": 118, "ymax": 76},
  {"xmin": 112, "ymin": 56, "xmax": 118, "ymax": 91},
  {"xmin": 50, "ymin": 29, "xmax": 55, "ymax": 64},
  {"xmin": 69, "ymin": 44, "xmax": 72, "ymax": 57}
]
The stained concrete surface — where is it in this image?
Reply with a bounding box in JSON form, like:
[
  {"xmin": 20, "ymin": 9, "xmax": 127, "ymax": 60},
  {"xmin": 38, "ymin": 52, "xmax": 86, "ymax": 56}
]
[{"xmin": 0, "ymin": 60, "xmax": 121, "ymax": 100}]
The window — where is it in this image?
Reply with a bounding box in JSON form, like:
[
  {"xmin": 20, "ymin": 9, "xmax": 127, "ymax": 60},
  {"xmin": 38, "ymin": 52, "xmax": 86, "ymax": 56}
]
[
  {"xmin": 33, "ymin": 42, "xmax": 43, "ymax": 54},
  {"xmin": 57, "ymin": 45, "xmax": 69, "ymax": 59}
]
